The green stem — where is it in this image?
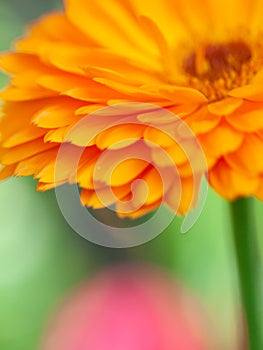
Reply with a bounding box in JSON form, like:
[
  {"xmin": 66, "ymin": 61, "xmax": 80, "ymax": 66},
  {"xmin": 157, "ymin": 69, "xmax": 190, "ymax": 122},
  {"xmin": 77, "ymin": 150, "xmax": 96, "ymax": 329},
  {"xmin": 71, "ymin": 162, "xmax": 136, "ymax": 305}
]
[{"xmin": 230, "ymin": 198, "xmax": 262, "ymax": 350}]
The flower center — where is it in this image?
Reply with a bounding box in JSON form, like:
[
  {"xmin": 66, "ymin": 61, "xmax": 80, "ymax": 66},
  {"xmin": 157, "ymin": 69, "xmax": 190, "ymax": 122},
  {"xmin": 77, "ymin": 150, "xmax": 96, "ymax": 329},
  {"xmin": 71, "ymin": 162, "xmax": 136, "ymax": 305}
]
[{"xmin": 183, "ymin": 41, "xmax": 257, "ymax": 101}]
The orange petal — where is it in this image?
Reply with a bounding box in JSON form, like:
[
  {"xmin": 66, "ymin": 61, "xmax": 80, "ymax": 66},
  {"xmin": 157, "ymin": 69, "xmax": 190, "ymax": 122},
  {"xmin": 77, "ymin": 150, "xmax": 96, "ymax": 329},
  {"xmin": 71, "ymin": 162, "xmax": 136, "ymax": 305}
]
[
  {"xmin": 37, "ymin": 143, "xmax": 88, "ymax": 183},
  {"xmin": 226, "ymin": 101, "xmax": 263, "ymax": 132},
  {"xmin": 37, "ymin": 181, "xmax": 65, "ymax": 191},
  {"xmin": 77, "ymin": 157, "xmax": 101, "ymax": 190},
  {"xmin": 0, "ymin": 53, "xmax": 44, "ymax": 74},
  {"xmin": 37, "ymin": 73, "xmax": 90, "ymax": 92},
  {"xmin": 127, "ymin": 0, "xmax": 188, "ymax": 48},
  {"xmin": 144, "ymin": 126, "xmax": 175, "ymax": 148},
  {"xmin": 225, "ymin": 134, "xmax": 263, "ymax": 174},
  {"xmin": 47, "ymin": 46, "xmax": 156, "ymax": 79},
  {"xmin": 207, "ymin": 97, "xmax": 243, "ymax": 115},
  {"xmin": 116, "ymin": 199, "xmax": 161, "ymax": 219},
  {"xmin": 88, "ymin": 143, "xmax": 150, "ymax": 188},
  {"xmin": 184, "ymin": 106, "xmax": 221, "ymax": 134},
  {"xmin": 154, "ymin": 84, "xmax": 207, "ymax": 104},
  {"xmin": 47, "ymin": 45, "xmax": 94, "ymax": 75},
  {"xmin": 0, "ymin": 99, "xmax": 54, "ymax": 142},
  {"xmin": 64, "ymin": 114, "xmax": 126, "ymax": 147},
  {"xmin": 198, "ymin": 121, "xmax": 243, "ymax": 158},
  {"xmin": 0, "ymin": 164, "xmax": 17, "ymax": 181},
  {"xmin": 138, "ymin": 166, "xmax": 166, "ymax": 206},
  {"xmin": 255, "ymin": 175, "xmax": 263, "ymax": 201},
  {"xmin": 165, "ymin": 174, "xmax": 201, "ymax": 214},
  {"xmin": 173, "ymin": 151, "xmax": 209, "ymax": 178},
  {"xmin": 44, "ymin": 126, "xmax": 72, "ymax": 143},
  {"xmin": 65, "ymin": 0, "xmax": 158, "ymax": 63},
  {"xmin": 32, "ymin": 99, "xmax": 83, "ymax": 128},
  {"xmin": 63, "ymin": 85, "xmax": 124, "ymax": 102},
  {"xmin": 0, "ymin": 86, "xmax": 57, "ymax": 101},
  {"xmin": 151, "ymin": 142, "xmax": 188, "ymax": 167},
  {"xmin": 208, "ymin": 159, "xmax": 259, "ymax": 200},
  {"xmin": 16, "ymin": 13, "xmax": 92, "ymax": 54},
  {"xmin": 75, "ymin": 104, "xmax": 105, "ymax": 115},
  {"xmin": 80, "ymin": 183, "xmax": 131, "ymax": 209},
  {"xmin": 15, "ymin": 148, "xmax": 58, "ymax": 178},
  {"xmin": 3, "ymin": 125, "xmax": 47, "ymax": 148},
  {"xmin": 93, "ymin": 77, "xmax": 158, "ymax": 99},
  {"xmin": 96, "ymin": 124, "xmax": 145, "ymax": 150},
  {"xmin": 1, "ymin": 138, "xmax": 56, "ymax": 165},
  {"xmin": 105, "ymin": 158, "xmax": 149, "ymax": 187},
  {"xmin": 229, "ymin": 84, "xmax": 263, "ymax": 102}
]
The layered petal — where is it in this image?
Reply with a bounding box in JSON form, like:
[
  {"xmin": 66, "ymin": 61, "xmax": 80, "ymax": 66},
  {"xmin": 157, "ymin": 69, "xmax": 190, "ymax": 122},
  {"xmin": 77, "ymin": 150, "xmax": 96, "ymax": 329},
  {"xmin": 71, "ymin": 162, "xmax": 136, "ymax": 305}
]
[{"xmin": 1, "ymin": 0, "xmax": 263, "ymax": 217}]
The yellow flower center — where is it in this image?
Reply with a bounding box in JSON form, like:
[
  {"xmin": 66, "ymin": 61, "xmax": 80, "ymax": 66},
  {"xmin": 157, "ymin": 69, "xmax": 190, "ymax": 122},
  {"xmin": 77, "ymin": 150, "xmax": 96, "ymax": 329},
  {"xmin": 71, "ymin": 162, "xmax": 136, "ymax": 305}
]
[{"xmin": 183, "ymin": 41, "xmax": 259, "ymax": 101}]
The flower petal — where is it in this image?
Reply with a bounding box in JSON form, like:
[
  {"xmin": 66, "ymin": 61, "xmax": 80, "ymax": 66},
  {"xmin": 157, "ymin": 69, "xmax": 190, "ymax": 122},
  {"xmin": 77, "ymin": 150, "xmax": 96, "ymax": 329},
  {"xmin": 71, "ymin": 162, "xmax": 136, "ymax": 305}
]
[
  {"xmin": 207, "ymin": 97, "xmax": 243, "ymax": 115},
  {"xmin": 3, "ymin": 126, "xmax": 47, "ymax": 148},
  {"xmin": 165, "ymin": 174, "xmax": 201, "ymax": 214},
  {"xmin": 198, "ymin": 121, "xmax": 243, "ymax": 158},
  {"xmin": 153, "ymin": 84, "xmax": 207, "ymax": 104},
  {"xmin": 229, "ymin": 84, "xmax": 263, "ymax": 102},
  {"xmin": 0, "ymin": 164, "xmax": 17, "ymax": 181},
  {"xmin": 96, "ymin": 124, "xmax": 145, "ymax": 150},
  {"xmin": 80, "ymin": 184, "xmax": 131, "ymax": 209},
  {"xmin": 226, "ymin": 101, "xmax": 263, "ymax": 132},
  {"xmin": 65, "ymin": 0, "xmax": 157, "ymax": 60},
  {"xmin": 0, "ymin": 86, "xmax": 57, "ymax": 101},
  {"xmin": 16, "ymin": 13, "xmax": 92, "ymax": 54},
  {"xmin": 116, "ymin": 199, "xmax": 161, "ymax": 219},
  {"xmin": 1, "ymin": 139, "xmax": 56, "ymax": 165},
  {"xmin": 32, "ymin": 99, "xmax": 83, "ymax": 128},
  {"xmin": 0, "ymin": 53, "xmax": 44, "ymax": 74},
  {"xmin": 184, "ymin": 106, "xmax": 221, "ymax": 134},
  {"xmin": 14, "ymin": 148, "xmax": 58, "ymax": 178},
  {"xmin": 225, "ymin": 133, "xmax": 263, "ymax": 174},
  {"xmin": 209, "ymin": 158, "xmax": 259, "ymax": 199},
  {"xmin": 0, "ymin": 99, "xmax": 55, "ymax": 142}
]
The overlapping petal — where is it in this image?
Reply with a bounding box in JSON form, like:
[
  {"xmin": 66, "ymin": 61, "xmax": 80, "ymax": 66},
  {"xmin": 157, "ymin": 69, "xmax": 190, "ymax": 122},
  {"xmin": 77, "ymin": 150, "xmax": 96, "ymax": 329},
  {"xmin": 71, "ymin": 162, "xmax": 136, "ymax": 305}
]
[{"xmin": 1, "ymin": 0, "xmax": 263, "ymax": 217}]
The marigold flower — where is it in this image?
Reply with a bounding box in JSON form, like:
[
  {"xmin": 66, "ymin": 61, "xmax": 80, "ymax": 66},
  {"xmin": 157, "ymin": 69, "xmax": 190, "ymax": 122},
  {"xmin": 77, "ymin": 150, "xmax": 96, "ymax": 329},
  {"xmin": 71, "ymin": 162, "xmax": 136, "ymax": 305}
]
[
  {"xmin": 1, "ymin": 0, "xmax": 263, "ymax": 218},
  {"xmin": 40, "ymin": 264, "xmax": 217, "ymax": 350}
]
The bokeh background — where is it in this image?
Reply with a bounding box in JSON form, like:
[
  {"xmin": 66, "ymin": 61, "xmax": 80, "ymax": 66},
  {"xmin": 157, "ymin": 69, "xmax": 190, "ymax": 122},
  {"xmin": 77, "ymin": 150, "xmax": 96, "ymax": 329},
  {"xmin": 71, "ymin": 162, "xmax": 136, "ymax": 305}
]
[{"xmin": 0, "ymin": 1, "xmax": 263, "ymax": 349}]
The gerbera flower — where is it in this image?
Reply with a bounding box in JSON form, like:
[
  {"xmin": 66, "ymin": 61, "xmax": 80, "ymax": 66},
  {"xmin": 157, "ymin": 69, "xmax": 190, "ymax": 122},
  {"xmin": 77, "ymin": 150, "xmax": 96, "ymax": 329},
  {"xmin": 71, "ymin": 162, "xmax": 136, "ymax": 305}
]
[
  {"xmin": 41, "ymin": 264, "xmax": 217, "ymax": 350},
  {"xmin": 1, "ymin": 0, "xmax": 262, "ymax": 218}
]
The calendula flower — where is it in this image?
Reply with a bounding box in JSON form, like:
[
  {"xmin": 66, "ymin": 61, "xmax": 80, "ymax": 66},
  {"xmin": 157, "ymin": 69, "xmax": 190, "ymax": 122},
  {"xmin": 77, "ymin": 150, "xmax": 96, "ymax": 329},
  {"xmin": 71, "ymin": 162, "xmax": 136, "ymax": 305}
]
[
  {"xmin": 41, "ymin": 264, "xmax": 217, "ymax": 350},
  {"xmin": 1, "ymin": 0, "xmax": 263, "ymax": 218}
]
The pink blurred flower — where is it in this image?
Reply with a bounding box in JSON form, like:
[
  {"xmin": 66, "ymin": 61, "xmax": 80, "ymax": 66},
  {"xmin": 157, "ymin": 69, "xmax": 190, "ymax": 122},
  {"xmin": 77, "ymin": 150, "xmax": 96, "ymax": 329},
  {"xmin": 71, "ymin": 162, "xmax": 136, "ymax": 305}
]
[{"xmin": 41, "ymin": 264, "xmax": 217, "ymax": 350}]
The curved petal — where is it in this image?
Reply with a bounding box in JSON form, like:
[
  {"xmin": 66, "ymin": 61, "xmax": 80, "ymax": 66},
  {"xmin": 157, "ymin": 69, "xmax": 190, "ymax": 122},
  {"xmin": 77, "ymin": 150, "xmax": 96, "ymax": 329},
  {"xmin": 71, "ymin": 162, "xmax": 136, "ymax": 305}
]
[
  {"xmin": 1, "ymin": 139, "xmax": 56, "ymax": 165},
  {"xmin": 197, "ymin": 121, "xmax": 243, "ymax": 158},
  {"xmin": 226, "ymin": 101, "xmax": 263, "ymax": 132},
  {"xmin": 16, "ymin": 12, "xmax": 93, "ymax": 54},
  {"xmin": 209, "ymin": 158, "xmax": 259, "ymax": 199},
  {"xmin": 229, "ymin": 84, "xmax": 263, "ymax": 101},
  {"xmin": 65, "ymin": 0, "xmax": 158, "ymax": 60},
  {"xmin": 225, "ymin": 133, "xmax": 263, "ymax": 174}
]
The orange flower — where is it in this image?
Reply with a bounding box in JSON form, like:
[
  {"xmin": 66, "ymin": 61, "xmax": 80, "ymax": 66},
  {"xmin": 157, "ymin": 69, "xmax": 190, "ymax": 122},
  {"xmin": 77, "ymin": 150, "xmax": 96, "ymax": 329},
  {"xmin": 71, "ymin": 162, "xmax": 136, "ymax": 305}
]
[{"xmin": 1, "ymin": 0, "xmax": 263, "ymax": 218}]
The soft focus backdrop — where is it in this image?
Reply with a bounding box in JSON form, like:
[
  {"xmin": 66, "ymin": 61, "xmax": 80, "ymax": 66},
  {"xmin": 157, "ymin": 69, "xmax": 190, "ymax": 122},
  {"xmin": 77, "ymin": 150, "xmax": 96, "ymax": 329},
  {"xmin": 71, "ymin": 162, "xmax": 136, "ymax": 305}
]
[{"xmin": 1, "ymin": 1, "xmax": 263, "ymax": 349}]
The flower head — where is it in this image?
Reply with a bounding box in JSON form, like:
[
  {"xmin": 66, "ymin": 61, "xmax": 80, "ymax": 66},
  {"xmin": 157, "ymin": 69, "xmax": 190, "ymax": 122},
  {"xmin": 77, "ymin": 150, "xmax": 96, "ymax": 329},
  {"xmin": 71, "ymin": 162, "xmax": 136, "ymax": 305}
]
[
  {"xmin": 41, "ymin": 264, "xmax": 216, "ymax": 350},
  {"xmin": 1, "ymin": 0, "xmax": 263, "ymax": 218}
]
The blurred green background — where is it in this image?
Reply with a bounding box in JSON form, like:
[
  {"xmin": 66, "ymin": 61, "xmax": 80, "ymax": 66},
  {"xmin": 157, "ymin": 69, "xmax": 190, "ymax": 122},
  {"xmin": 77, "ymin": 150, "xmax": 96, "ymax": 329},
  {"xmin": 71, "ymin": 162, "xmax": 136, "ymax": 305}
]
[{"xmin": 0, "ymin": 1, "xmax": 262, "ymax": 349}]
